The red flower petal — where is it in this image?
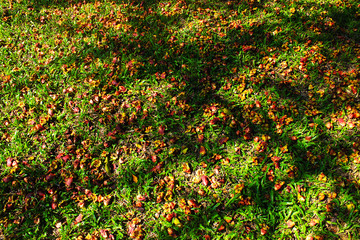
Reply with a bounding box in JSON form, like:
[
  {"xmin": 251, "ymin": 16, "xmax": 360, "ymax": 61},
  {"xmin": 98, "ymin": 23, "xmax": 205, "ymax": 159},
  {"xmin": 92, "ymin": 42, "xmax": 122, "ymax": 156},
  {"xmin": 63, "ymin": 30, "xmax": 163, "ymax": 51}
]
[{"xmin": 65, "ymin": 177, "xmax": 73, "ymax": 187}]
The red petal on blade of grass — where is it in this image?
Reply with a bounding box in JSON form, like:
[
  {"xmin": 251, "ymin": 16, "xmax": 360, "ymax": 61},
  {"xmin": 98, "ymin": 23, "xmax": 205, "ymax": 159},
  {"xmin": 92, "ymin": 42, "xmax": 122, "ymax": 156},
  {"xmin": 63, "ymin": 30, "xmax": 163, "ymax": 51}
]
[
  {"xmin": 137, "ymin": 194, "xmax": 146, "ymax": 201},
  {"xmin": 75, "ymin": 214, "xmax": 83, "ymax": 224},
  {"xmin": 35, "ymin": 124, "xmax": 45, "ymax": 131},
  {"xmin": 274, "ymin": 183, "xmax": 282, "ymax": 191},
  {"xmin": 309, "ymin": 218, "xmax": 319, "ymax": 227},
  {"xmin": 290, "ymin": 136, "xmax": 298, "ymax": 141},
  {"xmin": 158, "ymin": 125, "xmax": 165, "ymax": 135},
  {"xmin": 3, "ymin": 175, "xmax": 12, "ymax": 183},
  {"xmin": 38, "ymin": 191, "xmax": 46, "ymax": 201},
  {"xmin": 166, "ymin": 213, "xmax": 175, "ymax": 222},
  {"xmin": 187, "ymin": 199, "xmax": 199, "ymax": 208},
  {"xmin": 48, "ymin": 108, "xmax": 54, "ymax": 116},
  {"xmin": 151, "ymin": 162, "xmax": 163, "ymax": 173},
  {"xmin": 244, "ymin": 133, "xmax": 252, "ymax": 140},
  {"xmin": 351, "ymin": 86, "xmax": 357, "ymax": 95},
  {"xmin": 325, "ymin": 122, "xmax": 332, "ymax": 129},
  {"xmin": 100, "ymin": 229, "xmax": 108, "ymax": 238},
  {"xmin": 218, "ymin": 136, "xmax": 229, "ymax": 145},
  {"xmin": 65, "ymin": 177, "xmax": 73, "ymax": 187},
  {"xmin": 6, "ymin": 158, "xmax": 13, "ymax": 167},
  {"xmin": 286, "ymin": 220, "xmax": 295, "ymax": 228},
  {"xmin": 73, "ymin": 107, "xmax": 80, "ymax": 113},
  {"xmin": 218, "ymin": 225, "xmax": 225, "ymax": 231},
  {"xmin": 45, "ymin": 173, "xmax": 55, "ymax": 181},
  {"xmin": 271, "ymin": 156, "xmax": 281, "ymax": 162},
  {"xmin": 210, "ymin": 117, "xmax": 220, "ymax": 125},
  {"xmin": 51, "ymin": 202, "xmax": 57, "ymax": 210},
  {"xmin": 197, "ymin": 134, "xmax": 204, "ymax": 143},
  {"xmin": 62, "ymin": 155, "xmax": 71, "ymax": 162},
  {"xmin": 201, "ymin": 175, "xmax": 209, "ymax": 186},
  {"xmin": 338, "ymin": 118, "xmax": 346, "ymax": 127},
  {"xmin": 274, "ymin": 162, "xmax": 280, "ymax": 169},
  {"xmin": 255, "ymin": 100, "xmax": 262, "ymax": 108},
  {"xmin": 119, "ymin": 86, "xmax": 127, "ymax": 93}
]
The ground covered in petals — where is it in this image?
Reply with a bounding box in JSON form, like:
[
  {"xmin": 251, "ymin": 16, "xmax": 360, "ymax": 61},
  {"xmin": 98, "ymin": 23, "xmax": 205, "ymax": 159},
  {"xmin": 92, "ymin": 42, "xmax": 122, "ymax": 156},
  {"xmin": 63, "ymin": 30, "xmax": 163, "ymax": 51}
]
[{"xmin": 1, "ymin": 0, "xmax": 360, "ymax": 239}]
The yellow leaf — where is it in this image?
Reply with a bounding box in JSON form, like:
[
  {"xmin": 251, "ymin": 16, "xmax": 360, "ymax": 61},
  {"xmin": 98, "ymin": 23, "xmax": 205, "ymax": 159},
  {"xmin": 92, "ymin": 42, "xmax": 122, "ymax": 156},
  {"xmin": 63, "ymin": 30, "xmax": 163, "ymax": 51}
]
[
  {"xmin": 235, "ymin": 183, "xmax": 245, "ymax": 193},
  {"xmin": 145, "ymin": 126, "xmax": 152, "ymax": 133},
  {"xmin": 10, "ymin": 166, "xmax": 18, "ymax": 174},
  {"xmin": 223, "ymin": 108, "xmax": 231, "ymax": 115},
  {"xmin": 182, "ymin": 148, "xmax": 188, "ymax": 154},
  {"xmin": 169, "ymin": 148, "xmax": 176, "ymax": 155},
  {"xmin": 104, "ymin": 158, "xmax": 111, "ymax": 175},
  {"xmin": 347, "ymin": 203, "xmax": 355, "ymax": 211},
  {"xmin": 318, "ymin": 173, "xmax": 327, "ymax": 182},
  {"xmin": 318, "ymin": 192, "xmax": 326, "ymax": 201},
  {"xmin": 132, "ymin": 174, "xmax": 138, "ymax": 183},
  {"xmin": 297, "ymin": 193, "xmax": 305, "ymax": 202},
  {"xmin": 185, "ymin": 125, "xmax": 193, "ymax": 133},
  {"xmin": 91, "ymin": 159, "xmax": 102, "ymax": 168},
  {"xmin": 173, "ymin": 218, "xmax": 182, "ymax": 227}
]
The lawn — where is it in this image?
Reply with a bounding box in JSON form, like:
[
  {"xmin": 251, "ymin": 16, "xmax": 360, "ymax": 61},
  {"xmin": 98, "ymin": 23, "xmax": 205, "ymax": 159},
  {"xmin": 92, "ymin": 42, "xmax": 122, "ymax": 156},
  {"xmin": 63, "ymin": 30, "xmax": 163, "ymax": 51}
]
[{"xmin": 1, "ymin": 0, "xmax": 360, "ymax": 239}]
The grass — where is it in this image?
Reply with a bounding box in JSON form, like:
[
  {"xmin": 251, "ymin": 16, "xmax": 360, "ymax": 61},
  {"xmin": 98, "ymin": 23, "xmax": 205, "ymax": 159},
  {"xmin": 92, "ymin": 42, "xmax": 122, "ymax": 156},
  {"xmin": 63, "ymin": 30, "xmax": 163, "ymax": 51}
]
[{"xmin": 1, "ymin": 0, "xmax": 360, "ymax": 239}]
